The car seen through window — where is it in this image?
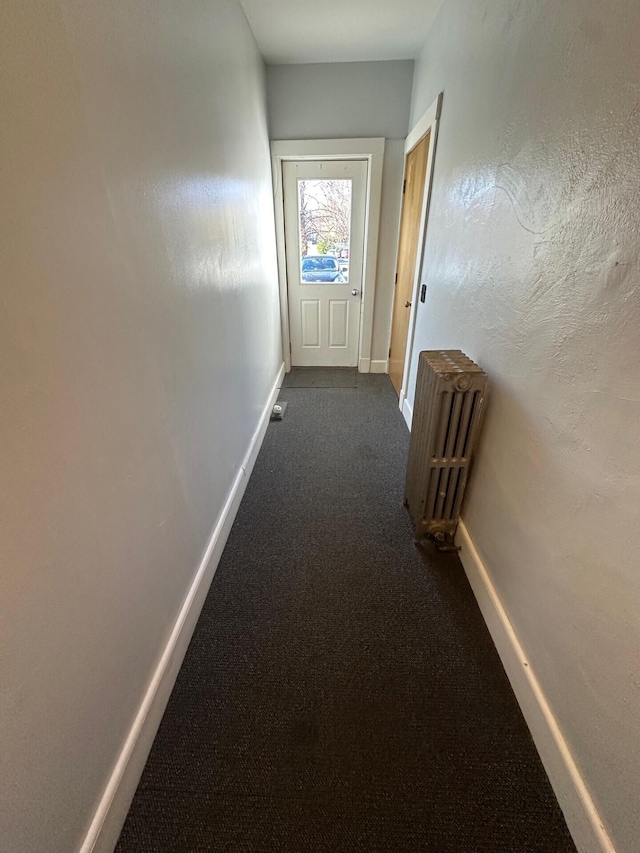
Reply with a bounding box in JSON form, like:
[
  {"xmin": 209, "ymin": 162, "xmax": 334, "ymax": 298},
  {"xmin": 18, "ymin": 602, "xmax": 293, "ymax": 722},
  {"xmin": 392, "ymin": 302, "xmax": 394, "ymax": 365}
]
[{"xmin": 300, "ymin": 255, "xmax": 345, "ymax": 283}]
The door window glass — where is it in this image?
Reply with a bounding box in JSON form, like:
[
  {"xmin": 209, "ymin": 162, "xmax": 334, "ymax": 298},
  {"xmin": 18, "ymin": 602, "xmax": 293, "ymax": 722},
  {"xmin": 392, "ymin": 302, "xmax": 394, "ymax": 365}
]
[{"xmin": 298, "ymin": 179, "xmax": 352, "ymax": 283}]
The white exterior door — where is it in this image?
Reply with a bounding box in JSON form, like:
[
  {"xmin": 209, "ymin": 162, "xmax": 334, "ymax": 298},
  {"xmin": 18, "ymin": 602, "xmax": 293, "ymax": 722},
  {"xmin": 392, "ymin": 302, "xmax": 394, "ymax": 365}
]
[{"xmin": 283, "ymin": 160, "xmax": 367, "ymax": 367}]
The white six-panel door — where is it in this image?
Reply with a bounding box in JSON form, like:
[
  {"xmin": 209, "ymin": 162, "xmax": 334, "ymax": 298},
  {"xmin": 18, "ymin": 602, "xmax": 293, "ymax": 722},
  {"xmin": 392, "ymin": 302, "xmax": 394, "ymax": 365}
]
[{"xmin": 283, "ymin": 160, "xmax": 367, "ymax": 367}]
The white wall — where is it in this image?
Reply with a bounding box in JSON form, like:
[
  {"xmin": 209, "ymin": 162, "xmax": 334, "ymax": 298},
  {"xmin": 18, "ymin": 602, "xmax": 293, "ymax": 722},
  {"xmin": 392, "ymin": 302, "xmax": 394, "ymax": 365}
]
[
  {"xmin": 0, "ymin": 2, "xmax": 282, "ymax": 852},
  {"xmin": 409, "ymin": 1, "xmax": 640, "ymax": 850},
  {"xmin": 267, "ymin": 61, "xmax": 414, "ymax": 364}
]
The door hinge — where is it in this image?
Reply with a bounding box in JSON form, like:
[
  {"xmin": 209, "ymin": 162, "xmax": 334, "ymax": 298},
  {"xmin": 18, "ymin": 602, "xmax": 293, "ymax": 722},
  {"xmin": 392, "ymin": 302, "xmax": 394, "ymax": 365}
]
[
  {"xmin": 402, "ymin": 179, "xmax": 407, "ymax": 194},
  {"xmin": 395, "ymin": 272, "xmax": 398, "ymax": 285},
  {"xmin": 389, "ymin": 347, "xmax": 392, "ymax": 358}
]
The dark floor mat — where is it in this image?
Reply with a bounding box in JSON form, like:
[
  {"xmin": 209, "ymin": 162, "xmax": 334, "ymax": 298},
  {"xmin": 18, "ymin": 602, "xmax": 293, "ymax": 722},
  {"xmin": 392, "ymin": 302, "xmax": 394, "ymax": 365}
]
[
  {"xmin": 282, "ymin": 367, "xmax": 357, "ymax": 388},
  {"xmin": 116, "ymin": 374, "xmax": 576, "ymax": 853}
]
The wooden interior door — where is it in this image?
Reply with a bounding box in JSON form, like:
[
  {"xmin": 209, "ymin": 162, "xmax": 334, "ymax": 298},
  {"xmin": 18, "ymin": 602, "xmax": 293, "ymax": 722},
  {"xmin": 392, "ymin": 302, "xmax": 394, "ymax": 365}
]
[{"xmin": 388, "ymin": 132, "xmax": 430, "ymax": 395}]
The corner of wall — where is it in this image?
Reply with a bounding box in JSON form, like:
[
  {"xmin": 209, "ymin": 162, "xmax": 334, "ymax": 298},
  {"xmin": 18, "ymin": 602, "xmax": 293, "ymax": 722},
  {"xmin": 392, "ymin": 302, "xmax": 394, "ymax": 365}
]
[{"xmin": 81, "ymin": 363, "xmax": 285, "ymax": 853}]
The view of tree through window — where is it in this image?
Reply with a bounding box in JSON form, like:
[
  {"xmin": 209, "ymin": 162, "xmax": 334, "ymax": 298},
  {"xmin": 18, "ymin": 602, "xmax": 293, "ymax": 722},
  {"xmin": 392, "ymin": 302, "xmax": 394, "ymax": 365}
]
[{"xmin": 298, "ymin": 179, "xmax": 352, "ymax": 282}]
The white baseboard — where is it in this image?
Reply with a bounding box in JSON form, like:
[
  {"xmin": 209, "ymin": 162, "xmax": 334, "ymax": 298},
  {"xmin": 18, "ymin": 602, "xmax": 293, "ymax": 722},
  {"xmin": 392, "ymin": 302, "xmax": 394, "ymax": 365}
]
[
  {"xmin": 370, "ymin": 359, "xmax": 388, "ymax": 374},
  {"xmin": 80, "ymin": 363, "xmax": 285, "ymax": 853},
  {"xmin": 401, "ymin": 396, "xmax": 413, "ymax": 430},
  {"xmin": 457, "ymin": 520, "xmax": 615, "ymax": 853},
  {"xmin": 358, "ymin": 357, "xmax": 371, "ymax": 373}
]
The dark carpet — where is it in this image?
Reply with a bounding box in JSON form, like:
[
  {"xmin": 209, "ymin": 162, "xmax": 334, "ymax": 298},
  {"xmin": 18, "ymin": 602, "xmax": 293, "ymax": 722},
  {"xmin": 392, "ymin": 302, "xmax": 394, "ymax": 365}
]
[
  {"xmin": 116, "ymin": 370, "xmax": 575, "ymax": 853},
  {"xmin": 282, "ymin": 367, "xmax": 357, "ymax": 388}
]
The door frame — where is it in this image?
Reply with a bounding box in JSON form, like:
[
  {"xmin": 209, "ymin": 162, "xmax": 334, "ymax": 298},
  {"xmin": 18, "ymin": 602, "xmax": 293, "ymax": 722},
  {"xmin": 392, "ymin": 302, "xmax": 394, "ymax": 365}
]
[
  {"xmin": 396, "ymin": 93, "xmax": 442, "ymax": 429},
  {"xmin": 271, "ymin": 138, "xmax": 385, "ymax": 373}
]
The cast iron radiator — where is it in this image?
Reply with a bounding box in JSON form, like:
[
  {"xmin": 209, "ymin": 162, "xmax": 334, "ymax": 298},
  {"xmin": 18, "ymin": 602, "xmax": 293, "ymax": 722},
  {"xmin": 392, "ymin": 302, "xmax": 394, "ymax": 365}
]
[{"xmin": 404, "ymin": 350, "xmax": 487, "ymax": 547}]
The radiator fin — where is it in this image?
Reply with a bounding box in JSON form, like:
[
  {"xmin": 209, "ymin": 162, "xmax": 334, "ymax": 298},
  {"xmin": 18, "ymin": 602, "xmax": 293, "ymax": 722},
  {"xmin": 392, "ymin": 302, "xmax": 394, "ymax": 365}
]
[{"xmin": 405, "ymin": 351, "xmax": 487, "ymax": 544}]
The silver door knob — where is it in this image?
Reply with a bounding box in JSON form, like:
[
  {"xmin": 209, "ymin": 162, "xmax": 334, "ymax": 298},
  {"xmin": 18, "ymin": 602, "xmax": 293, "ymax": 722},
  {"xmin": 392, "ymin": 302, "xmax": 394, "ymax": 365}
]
[
  {"xmin": 352, "ymin": 289, "xmax": 359, "ymax": 296},
  {"xmin": 404, "ymin": 300, "xmax": 412, "ymax": 308}
]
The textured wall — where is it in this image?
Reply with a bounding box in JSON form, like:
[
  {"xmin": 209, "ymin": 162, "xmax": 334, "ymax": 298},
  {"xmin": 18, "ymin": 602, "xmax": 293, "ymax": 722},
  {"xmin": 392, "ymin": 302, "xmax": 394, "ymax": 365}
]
[
  {"xmin": 267, "ymin": 61, "xmax": 414, "ymax": 364},
  {"xmin": 409, "ymin": 0, "xmax": 640, "ymax": 849},
  {"xmin": 0, "ymin": 2, "xmax": 281, "ymax": 851}
]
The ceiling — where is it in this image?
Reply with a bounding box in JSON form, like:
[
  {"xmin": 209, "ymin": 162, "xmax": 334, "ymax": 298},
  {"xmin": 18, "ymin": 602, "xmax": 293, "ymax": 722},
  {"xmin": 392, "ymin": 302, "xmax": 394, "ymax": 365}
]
[{"xmin": 239, "ymin": 0, "xmax": 444, "ymax": 65}]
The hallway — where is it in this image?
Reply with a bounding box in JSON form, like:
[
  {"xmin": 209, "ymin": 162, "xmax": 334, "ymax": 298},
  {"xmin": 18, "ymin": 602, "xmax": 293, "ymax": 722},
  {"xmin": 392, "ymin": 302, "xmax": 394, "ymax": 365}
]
[{"xmin": 116, "ymin": 371, "xmax": 574, "ymax": 852}]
